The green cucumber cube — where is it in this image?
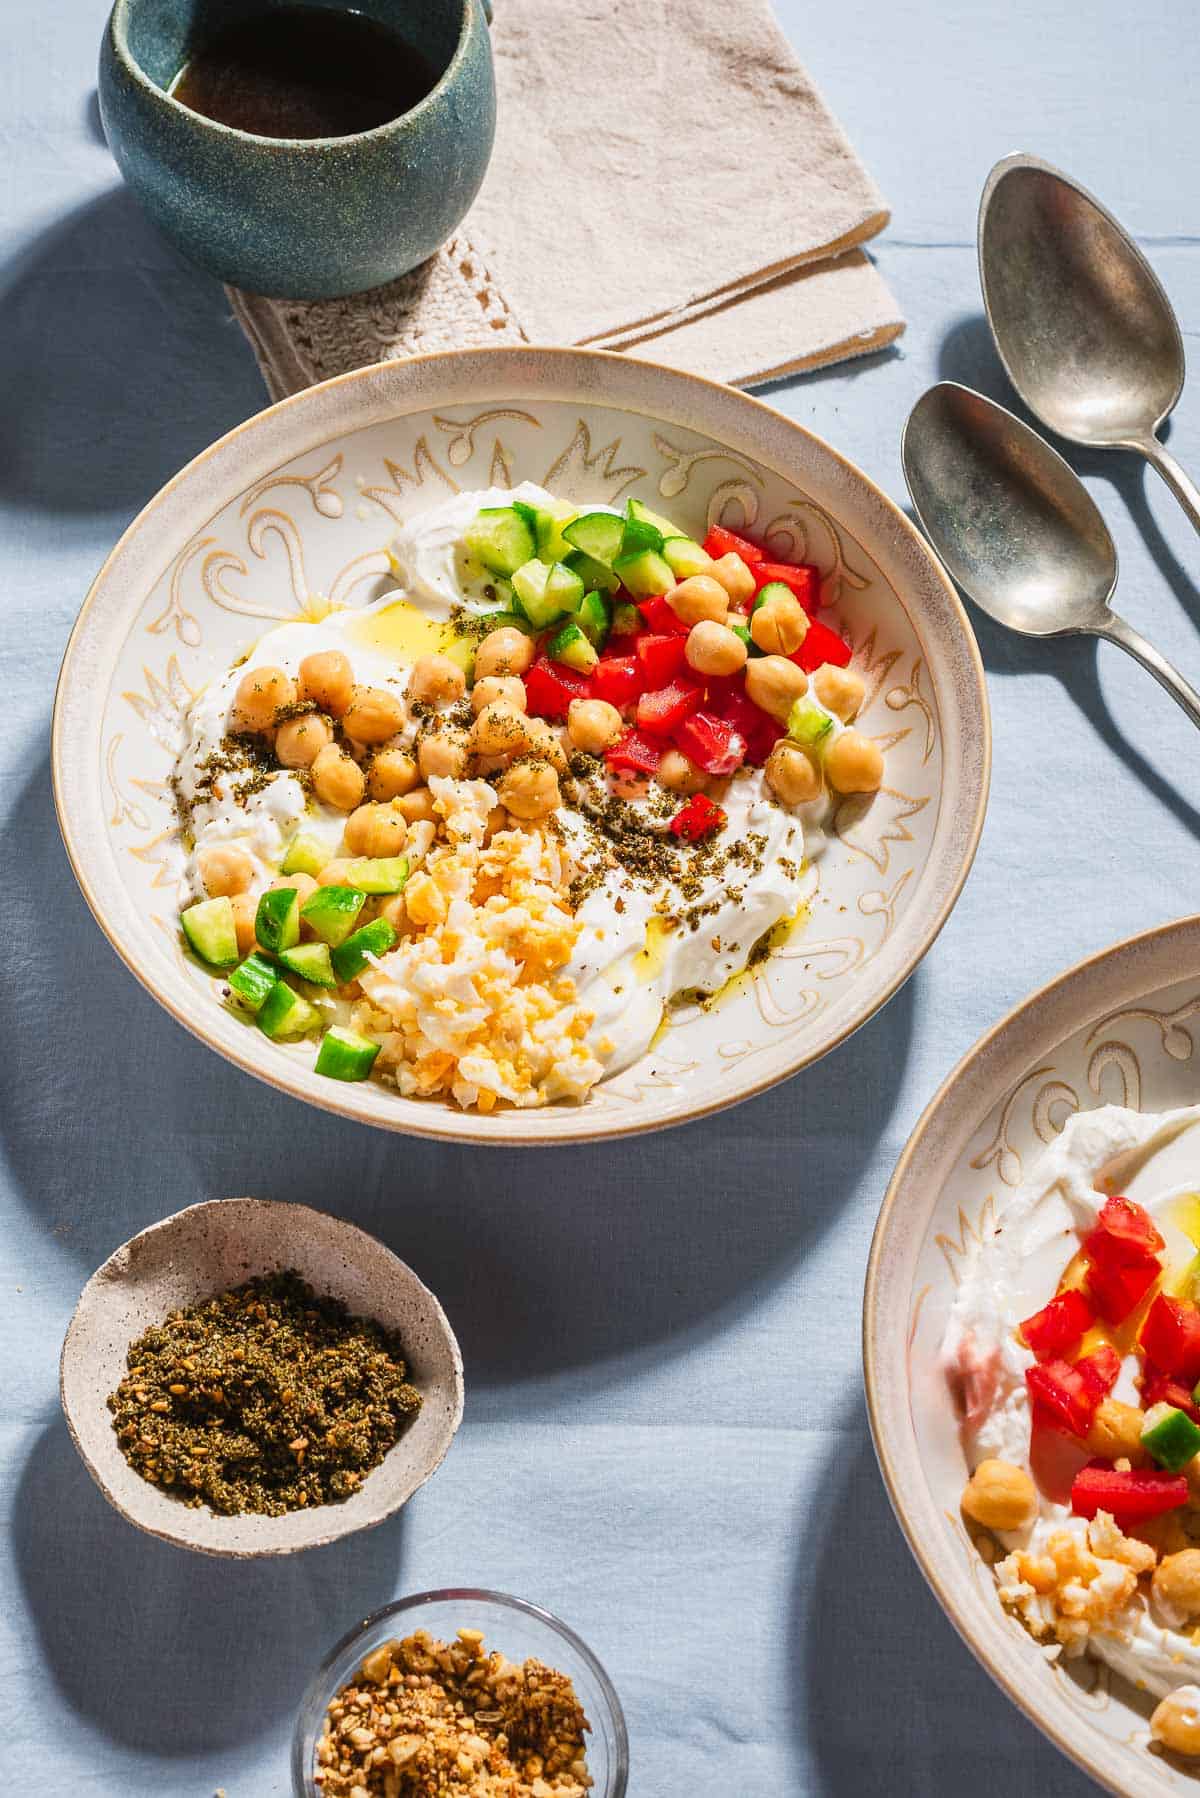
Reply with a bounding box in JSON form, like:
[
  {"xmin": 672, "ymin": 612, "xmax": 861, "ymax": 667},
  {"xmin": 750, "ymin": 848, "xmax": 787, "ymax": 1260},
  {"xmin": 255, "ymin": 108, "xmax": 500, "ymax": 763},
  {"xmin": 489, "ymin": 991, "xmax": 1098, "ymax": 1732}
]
[
  {"xmin": 339, "ymin": 856, "xmax": 409, "ymax": 895},
  {"xmin": 227, "ymin": 951, "xmax": 279, "ymax": 1012},
  {"xmin": 255, "ymin": 886, "xmax": 301, "ymax": 954},
  {"xmin": 609, "ymin": 600, "xmax": 641, "ymax": 637},
  {"xmin": 257, "ymin": 981, "xmax": 323, "ymax": 1041},
  {"xmin": 564, "ymin": 550, "xmax": 621, "ymax": 595},
  {"xmin": 281, "ymin": 833, "xmax": 332, "ymax": 878},
  {"xmin": 534, "ymin": 503, "xmax": 579, "ymax": 565},
  {"xmin": 315, "ymin": 1026, "xmax": 382, "ymax": 1082},
  {"xmin": 277, "ymin": 941, "xmax": 336, "ymax": 987},
  {"xmin": 463, "ymin": 506, "xmax": 536, "ymax": 577},
  {"xmin": 511, "ymin": 559, "xmax": 564, "ymax": 629},
  {"xmin": 612, "ymin": 548, "xmax": 675, "ymax": 598},
  {"xmin": 627, "ymin": 498, "xmax": 683, "ymax": 539},
  {"xmin": 618, "ymin": 515, "xmax": 664, "ymax": 558},
  {"xmin": 300, "ymin": 884, "xmax": 366, "ymax": 947},
  {"xmin": 442, "ymin": 636, "xmax": 476, "ymax": 682},
  {"xmin": 562, "ymin": 511, "xmax": 625, "ymax": 568},
  {"xmin": 752, "ymin": 581, "xmax": 796, "ymax": 612},
  {"xmin": 331, "ymin": 918, "xmax": 399, "ymax": 983},
  {"xmin": 546, "ymin": 621, "xmax": 599, "ymax": 675},
  {"xmin": 787, "ymin": 696, "xmax": 835, "ymax": 750},
  {"xmin": 475, "ymin": 608, "xmax": 534, "ymax": 637},
  {"xmin": 181, "ymin": 896, "xmax": 239, "ymax": 968},
  {"xmin": 1142, "ymin": 1402, "xmax": 1200, "ymax": 1471},
  {"xmin": 662, "ymin": 536, "xmax": 713, "ymax": 579},
  {"xmin": 576, "ymin": 590, "xmax": 612, "ymax": 650}
]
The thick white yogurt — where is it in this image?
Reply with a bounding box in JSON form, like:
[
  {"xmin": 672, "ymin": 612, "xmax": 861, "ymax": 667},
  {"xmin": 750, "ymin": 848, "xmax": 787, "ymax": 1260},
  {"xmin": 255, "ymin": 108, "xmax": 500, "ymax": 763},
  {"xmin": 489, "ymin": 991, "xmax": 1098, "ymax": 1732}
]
[{"xmin": 945, "ymin": 1103, "xmax": 1200, "ymax": 1695}]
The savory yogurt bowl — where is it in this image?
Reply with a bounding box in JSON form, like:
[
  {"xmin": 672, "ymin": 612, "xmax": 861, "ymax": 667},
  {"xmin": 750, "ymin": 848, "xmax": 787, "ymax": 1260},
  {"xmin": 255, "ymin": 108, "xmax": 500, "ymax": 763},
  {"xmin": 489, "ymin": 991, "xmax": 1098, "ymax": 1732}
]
[
  {"xmin": 866, "ymin": 916, "xmax": 1200, "ymax": 1795},
  {"xmin": 53, "ymin": 346, "xmax": 988, "ymax": 1142}
]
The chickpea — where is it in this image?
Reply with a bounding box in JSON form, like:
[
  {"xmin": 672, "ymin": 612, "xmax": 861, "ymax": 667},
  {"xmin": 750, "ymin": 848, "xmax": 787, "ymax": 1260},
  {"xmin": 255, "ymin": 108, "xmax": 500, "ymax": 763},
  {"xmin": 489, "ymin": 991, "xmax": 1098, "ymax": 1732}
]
[
  {"xmin": 367, "ymin": 744, "xmax": 419, "ymax": 801},
  {"xmin": 298, "ymin": 650, "xmax": 353, "ymax": 717},
  {"xmin": 471, "ymin": 674, "xmax": 527, "ymax": 715},
  {"xmin": 1154, "ymin": 1552, "xmax": 1200, "ymax": 1625},
  {"xmin": 405, "ymin": 653, "xmax": 467, "ymax": 709},
  {"xmin": 567, "ymin": 698, "xmax": 624, "ymax": 753},
  {"xmin": 498, "ymin": 759, "xmax": 560, "ymax": 821},
  {"xmin": 960, "ymin": 1459, "xmax": 1038, "ymax": 1533},
  {"xmin": 231, "ymin": 664, "xmax": 296, "ymax": 733},
  {"xmin": 657, "ymin": 748, "xmax": 706, "ymax": 795},
  {"xmin": 317, "ymin": 857, "xmax": 356, "ymax": 887},
  {"xmin": 685, "ymin": 620, "xmax": 748, "ymax": 677},
  {"xmin": 469, "ymin": 701, "xmax": 533, "ymax": 760},
  {"xmin": 824, "ymin": 728, "xmax": 885, "ymax": 796},
  {"xmin": 666, "ymin": 574, "xmax": 728, "ymax": 627},
  {"xmin": 196, "ymin": 842, "xmax": 254, "ymax": 899},
  {"xmin": 1085, "ymin": 1398, "xmax": 1147, "ymax": 1463},
  {"xmin": 396, "ymin": 787, "xmax": 439, "ymax": 826},
  {"xmin": 269, "ymin": 871, "xmax": 318, "ymax": 906},
  {"xmin": 418, "ymin": 728, "xmax": 469, "ymax": 781},
  {"xmin": 474, "ymin": 626, "xmax": 534, "ymax": 681},
  {"xmin": 751, "ymin": 592, "xmax": 809, "ymax": 657},
  {"xmin": 764, "ymin": 740, "xmax": 821, "ymax": 806},
  {"xmin": 311, "ymin": 743, "xmax": 366, "ymax": 812},
  {"xmin": 230, "ymin": 891, "xmax": 260, "ymax": 958},
  {"xmin": 812, "ymin": 662, "xmax": 866, "ymax": 723},
  {"xmin": 524, "ymin": 717, "xmax": 569, "ymax": 775},
  {"xmin": 274, "ymin": 712, "xmax": 333, "ymax": 769},
  {"xmin": 743, "ymin": 654, "xmax": 809, "ymax": 723},
  {"xmin": 1151, "ymin": 1687, "xmax": 1200, "ymax": 1758},
  {"xmin": 343, "ymin": 802, "xmax": 408, "ymax": 858},
  {"xmin": 708, "ymin": 552, "xmax": 757, "ymax": 606},
  {"xmin": 343, "ymin": 685, "xmax": 405, "ymax": 746}
]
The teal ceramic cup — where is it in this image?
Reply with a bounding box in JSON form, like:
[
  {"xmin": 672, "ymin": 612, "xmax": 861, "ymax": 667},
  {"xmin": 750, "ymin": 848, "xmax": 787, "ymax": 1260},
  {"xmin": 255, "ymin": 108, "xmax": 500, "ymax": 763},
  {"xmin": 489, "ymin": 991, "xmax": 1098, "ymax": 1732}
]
[{"xmin": 99, "ymin": 0, "xmax": 495, "ymax": 298}]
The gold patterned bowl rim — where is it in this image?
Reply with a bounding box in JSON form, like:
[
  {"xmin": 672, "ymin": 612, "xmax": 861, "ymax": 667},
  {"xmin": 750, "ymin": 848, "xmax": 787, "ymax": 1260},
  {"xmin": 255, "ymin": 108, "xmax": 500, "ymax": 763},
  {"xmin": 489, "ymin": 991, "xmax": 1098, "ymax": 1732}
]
[
  {"xmin": 864, "ymin": 913, "xmax": 1200, "ymax": 1797},
  {"xmin": 51, "ymin": 344, "xmax": 990, "ymax": 1144}
]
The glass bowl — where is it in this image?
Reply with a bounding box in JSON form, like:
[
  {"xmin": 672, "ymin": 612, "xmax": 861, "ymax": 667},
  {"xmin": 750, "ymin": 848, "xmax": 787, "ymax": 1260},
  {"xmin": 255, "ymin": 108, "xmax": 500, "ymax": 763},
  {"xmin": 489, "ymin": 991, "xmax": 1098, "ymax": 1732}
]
[{"xmin": 292, "ymin": 1588, "xmax": 629, "ymax": 1797}]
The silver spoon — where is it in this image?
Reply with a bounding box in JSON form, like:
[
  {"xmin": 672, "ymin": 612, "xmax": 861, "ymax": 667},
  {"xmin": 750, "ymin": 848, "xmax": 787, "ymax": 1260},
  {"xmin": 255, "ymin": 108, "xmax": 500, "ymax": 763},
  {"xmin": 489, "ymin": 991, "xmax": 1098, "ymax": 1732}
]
[
  {"xmin": 979, "ymin": 152, "xmax": 1200, "ymax": 535},
  {"xmin": 902, "ymin": 381, "xmax": 1200, "ymax": 730}
]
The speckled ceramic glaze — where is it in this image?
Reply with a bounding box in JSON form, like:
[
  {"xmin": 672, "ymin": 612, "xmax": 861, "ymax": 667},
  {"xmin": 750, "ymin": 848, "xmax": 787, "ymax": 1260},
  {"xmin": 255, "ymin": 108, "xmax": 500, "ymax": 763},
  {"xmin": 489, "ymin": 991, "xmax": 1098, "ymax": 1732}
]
[
  {"xmin": 98, "ymin": 0, "xmax": 495, "ymax": 298},
  {"xmin": 60, "ymin": 1197, "xmax": 464, "ymax": 1556}
]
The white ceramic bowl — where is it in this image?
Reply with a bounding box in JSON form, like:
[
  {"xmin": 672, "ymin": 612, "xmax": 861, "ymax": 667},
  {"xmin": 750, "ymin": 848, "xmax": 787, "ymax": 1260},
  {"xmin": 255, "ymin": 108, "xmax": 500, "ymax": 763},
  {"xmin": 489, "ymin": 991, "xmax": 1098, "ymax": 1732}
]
[
  {"xmin": 866, "ymin": 916, "xmax": 1200, "ymax": 1796},
  {"xmin": 53, "ymin": 346, "xmax": 988, "ymax": 1143},
  {"xmin": 60, "ymin": 1197, "xmax": 464, "ymax": 1557}
]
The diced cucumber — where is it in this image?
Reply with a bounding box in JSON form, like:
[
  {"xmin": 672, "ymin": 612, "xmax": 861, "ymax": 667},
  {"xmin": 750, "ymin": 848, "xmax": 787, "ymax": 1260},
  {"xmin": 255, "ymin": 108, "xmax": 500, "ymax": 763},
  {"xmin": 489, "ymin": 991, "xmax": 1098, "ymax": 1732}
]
[
  {"xmin": 300, "ymin": 883, "xmax": 366, "ymax": 947},
  {"xmin": 331, "ymin": 918, "xmax": 399, "ymax": 983},
  {"xmin": 576, "ymin": 590, "xmax": 612, "ymax": 650},
  {"xmin": 730, "ymin": 621, "xmax": 754, "ymax": 653},
  {"xmin": 339, "ymin": 856, "xmax": 409, "ymax": 895},
  {"xmin": 511, "ymin": 499, "xmax": 540, "ymax": 536},
  {"xmin": 315, "ymin": 1026, "xmax": 381, "ymax": 1082},
  {"xmin": 277, "ymin": 941, "xmax": 336, "ymax": 987},
  {"xmin": 610, "ymin": 600, "xmax": 641, "ymax": 637},
  {"xmin": 257, "ymin": 981, "xmax": 323, "ymax": 1041},
  {"xmin": 534, "ymin": 503, "xmax": 578, "ymax": 565},
  {"xmin": 662, "ymin": 536, "xmax": 713, "ymax": 579},
  {"xmin": 788, "ymin": 696, "xmax": 835, "ymax": 750},
  {"xmin": 463, "ymin": 506, "xmax": 537, "ymax": 577},
  {"xmin": 227, "ymin": 950, "xmax": 279, "ymax": 1012},
  {"xmin": 618, "ymin": 515, "xmax": 664, "ymax": 558},
  {"xmin": 181, "ymin": 896, "xmax": 239, "ymax": 967},
  {"xmin": 282, "ymin": 833, "xmax": 332, "ymax": 878},
  {"xmin": 511, "ymin": 559, "xmax": 585, "ymax": 629},
  {"xmin": 475, "ymin": 608, "xmax": 535, "ymax": 638},
  {"xmin": 562, "ymin": 511, "xmax": 625, "ymax": 568},
  {"xmin": 1142, "ymin": 1402, "xmax": 1200, "ymax": 1472},
  {"xmin": 546, "ymin": 621, "xmax": 599, "ymax": 675},
  {"xmin": 752, "ymin": 581, "xmax": 795, "ymax": 612},
  {"xmin": 564, "ymin": 549, "xmax": 621, "ymax": 594},
  {"xmin": 255, "ymin": 886, "xmax": 301, "ymax": 954},
  {"xmin": 443, "ymin": 636, "xmax": 476, "ymax": 682},
  {"xmin": 627, "ymin": 498, "xmax": 683, "ymax": 539},
  {"xmin": 612, "ymin": 548, "xmax": 675, "ymax": 598}
]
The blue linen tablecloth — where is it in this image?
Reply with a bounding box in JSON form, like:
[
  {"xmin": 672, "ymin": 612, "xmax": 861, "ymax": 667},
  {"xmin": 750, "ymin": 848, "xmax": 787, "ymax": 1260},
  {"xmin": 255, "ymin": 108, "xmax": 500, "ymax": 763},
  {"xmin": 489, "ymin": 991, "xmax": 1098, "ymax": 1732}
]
[{"xmin": 3, "ymin": 2, "xmax": 1197, "ymax": 1791}]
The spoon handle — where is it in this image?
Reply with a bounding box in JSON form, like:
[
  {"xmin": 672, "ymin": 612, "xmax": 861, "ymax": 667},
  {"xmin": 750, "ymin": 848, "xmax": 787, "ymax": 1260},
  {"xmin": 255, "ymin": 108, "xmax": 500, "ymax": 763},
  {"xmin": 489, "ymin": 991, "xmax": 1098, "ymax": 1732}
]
[
  {"xmin": 1099, "ymin": 612, "xmax": 1200, "ymax": 730},
  {"xmin": 1141, "ymin": 439, "xmax": 1200, "ymax": 538}
]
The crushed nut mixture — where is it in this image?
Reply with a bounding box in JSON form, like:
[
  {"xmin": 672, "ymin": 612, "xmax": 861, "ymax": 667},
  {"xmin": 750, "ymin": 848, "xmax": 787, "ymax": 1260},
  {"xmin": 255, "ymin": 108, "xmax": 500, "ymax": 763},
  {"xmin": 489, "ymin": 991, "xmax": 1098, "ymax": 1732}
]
[{"xmin": 314, "ymin": 1628, "xmax": 592, "ymax": 1797}]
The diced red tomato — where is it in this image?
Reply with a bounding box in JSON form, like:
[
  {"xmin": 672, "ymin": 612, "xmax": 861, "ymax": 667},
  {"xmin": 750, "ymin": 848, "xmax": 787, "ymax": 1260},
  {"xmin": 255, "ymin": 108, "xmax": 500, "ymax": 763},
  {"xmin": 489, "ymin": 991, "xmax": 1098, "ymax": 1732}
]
[
  {"xmin": 1025, "ymin": 1359, "xmax": 1106, "ymax": 1438},
  {"xmin": 754, "ymin": 561, "xmax": 820, "ymax": 612},
  {"xmin": 1077, "ymin": 1344, "xmax": 1121, "ymax": 1401},
  {"xmin": 636, "ymin": 679, "xmax": 704, "ymax": 738},
  {"xmin": 524, "ymin": 655, "xmax": 591, "ymax": 721},
  {"xmin": 1140, "ymin": 1294, "xmax": 1200, "ymax": 1385},
  {"xmin": 1082, "ymin": 1195, "xmax": 1166, "ymax": 1267},
  {"xmin": 1019, "ymin": 1290, "xmax": 1095, "ymax": 1361},
  {"xmin": 636, "ymin": 633, "xmax": 689, "ymax": 689},
  {"xmin": 591, "ymin": 656, "xmax": 642, "ymax": 710},
  {"xmin": 703, "ymin": 525, "xmax": 764, "ymax": 566},
  {"xmin": 604, "ymin": 729, "xmax": 663, "ymax": 775},
  {"xmin": 704, "ymin": 680, "xmax": 782, "ymax": 767},
  {"xmin": 669, "ymin": 794, "xmax": 727, "ymax": 841},
  {"xmin": 637, "ymin": 594, "xmax": 688, "ymax": 635},
  {"xmin": 1141, "ymin": 1367, "xmax": 1200, "ymax": 1425},
  {"xmin": 1085, "ymin": 1254, "xmax": 1159, "ymax": 1327},
  {"xmin": 793, "ymin": 616, "xmax": 852, "ymax": 673},
  {"xmin": 673, "ymin": 711, "xmax": 747, "ymax": 776},
  {"xmin": 1070, "ymin": 1461, "xmax": 1188, "ymax": 1522}
]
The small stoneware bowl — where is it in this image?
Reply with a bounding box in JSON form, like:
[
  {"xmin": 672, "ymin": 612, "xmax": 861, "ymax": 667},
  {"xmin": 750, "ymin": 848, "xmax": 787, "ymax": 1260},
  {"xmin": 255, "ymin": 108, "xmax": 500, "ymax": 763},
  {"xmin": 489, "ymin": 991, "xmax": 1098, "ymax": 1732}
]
[
  {"xmin": 60, "ymin": 1196, "xmax": 464, "ymax": 1557},
  {"xmin": 98, "ymin": 0, "xmax": 495, "ymax": 298}
]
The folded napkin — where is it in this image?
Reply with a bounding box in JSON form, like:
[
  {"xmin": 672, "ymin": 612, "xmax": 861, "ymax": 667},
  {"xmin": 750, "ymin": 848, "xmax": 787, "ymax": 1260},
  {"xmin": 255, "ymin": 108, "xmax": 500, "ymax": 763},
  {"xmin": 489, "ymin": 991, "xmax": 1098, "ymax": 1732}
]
[{"xmin": 230, "ymin": 0, "xmax": 903, "ymax": 400}]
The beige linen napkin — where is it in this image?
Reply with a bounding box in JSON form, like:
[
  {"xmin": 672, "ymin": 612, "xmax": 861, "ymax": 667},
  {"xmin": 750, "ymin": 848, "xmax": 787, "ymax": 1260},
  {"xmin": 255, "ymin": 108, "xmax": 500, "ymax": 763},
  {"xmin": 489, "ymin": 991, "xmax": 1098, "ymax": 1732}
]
[{"xmin": 230, "ymin": 0, "xmax": 903, "ymax": 399}]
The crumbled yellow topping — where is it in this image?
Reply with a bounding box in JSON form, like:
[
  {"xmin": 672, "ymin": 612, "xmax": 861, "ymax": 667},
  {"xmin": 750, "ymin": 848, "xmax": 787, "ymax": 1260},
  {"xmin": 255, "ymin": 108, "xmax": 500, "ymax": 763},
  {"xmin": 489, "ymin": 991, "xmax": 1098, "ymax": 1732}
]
[{"xmin": 995, "ymin": 1511, "xmax": 1156, "ymax": 1648}]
